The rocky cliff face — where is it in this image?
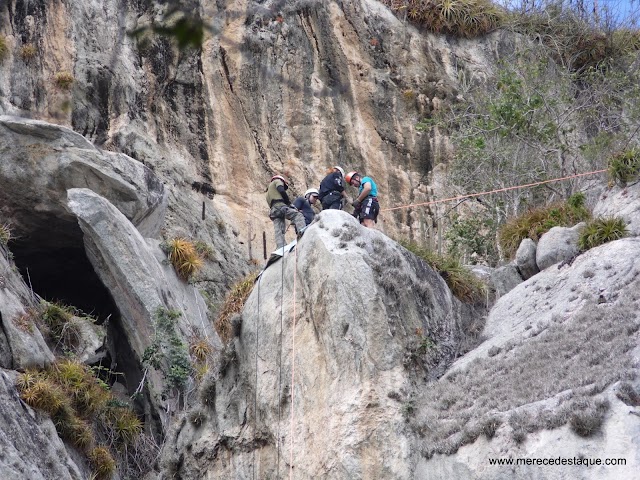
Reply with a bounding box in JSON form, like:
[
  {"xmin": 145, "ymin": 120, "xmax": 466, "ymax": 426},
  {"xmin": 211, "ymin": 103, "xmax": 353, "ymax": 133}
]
[
  {"xmin": 0, "ymin": 0, "xmax": 513, "ymax": 254},
  {"xmin": 1, "ymin": 1, "xmax": 639, "ymax": 479}
]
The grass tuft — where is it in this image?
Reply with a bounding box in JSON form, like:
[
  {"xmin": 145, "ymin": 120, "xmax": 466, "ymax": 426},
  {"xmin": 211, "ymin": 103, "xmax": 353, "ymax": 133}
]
[
  {"xmin": 0, "ymin": 36, "xmax": 8, "ymax": 61},
  {"xmin": 89, "ymin": 446, "xmax": 116, "ymax": 479},
  {"xmin": 215, "ymin": 272, "xmax": 258, "ymax": 342},
  {"xmin": 20, "ymin": 43, "xmax": 37, "ymax": 60},
  {"xmin": 400, "ymin": 241, "xmax": 486, "ymax": 303},
  {"xmin": 0, "ymin": 223, "xmax": 12, "ymax": 245},
  {"xmin": 383, "ymin": 0, "xmax": 504, "ymax": 38},
  {"xmin": 498, "ymin": 196, "xmax": 590, "ymax": 257},
  {"xmin": 577, "ymin": 217, "xmax": 627, "ymax": 251},
  {"xmin": 167, "ymin": 238, "xmax": 203, "ymax": 280},
  {"xmin": 54, "ymin": 71, "xmax": 74, "ymax": 90}
]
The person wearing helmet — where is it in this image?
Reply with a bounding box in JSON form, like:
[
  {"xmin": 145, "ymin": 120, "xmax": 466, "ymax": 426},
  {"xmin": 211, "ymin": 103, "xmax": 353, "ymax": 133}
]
[
  {"xmin": 318, "ymin": 166, "xmax": 347, "ymax": 210},
  {"xmin": 346, "ymin": 171, "xmax": 379, "ymax": 228},
  {"xmin": 265, "ymin": 175, "xmax": 307, "ymax": 248},
  {"xmin": 294, "ymin": 188, "xmax": 320, "ymax": 226}
]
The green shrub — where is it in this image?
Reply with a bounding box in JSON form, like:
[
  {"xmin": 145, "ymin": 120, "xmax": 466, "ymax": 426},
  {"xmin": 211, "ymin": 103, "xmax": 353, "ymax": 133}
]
[
  {"xmin": 498, "ymin": 197, "xmax": 591, "ymax": 257},
  {"xmin": 578, "ymin": 217, "xmax": 628, "ymax": 251},
  {"xmin": 400, "ymin": 241, "xmax": 486, "ymax": 303},
  {"xmin": 40, "ymin": 301, "xmax": 86, "ymax": 351},
  {"xmin": 608, "ymin": 148, "xmax": 640, "ymax": 186},
  {"xmin": 54, "ymin": 71, "xmax": 75, "ymax": 90},
  {"xmin": 383, "ymin": 0, "xmax": 505, "ymax": 38}
]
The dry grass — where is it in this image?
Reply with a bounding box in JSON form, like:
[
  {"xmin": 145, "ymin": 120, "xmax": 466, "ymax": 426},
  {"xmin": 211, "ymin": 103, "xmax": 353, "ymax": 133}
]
[
  {"xmin": 54, "ymin": 71, "xmax": 75, "ymax": 90},
  {"xmin": 498, "ymin": 199, "xmax": 590, "ymax": 257},
  {"xmin": 408, "ymin": 298, "xmax": 638, "ymax": 457},
  {"xmin": 0, "ymin": 223, "xmax": 12, "ymax": 245},
  {"xmin": 382, "ymin": 0, "xmax": 504, "ymax": 38},
  {"xmin": 167, "ymin": 238, "xmax": 203, "ymax": 280},
  {"xmin": 89, "ymin": 446, "xmax": 116, "ymax": 479},
  {"xmin": 215, "ymin": 272, "xmax": 258, "ymax": 343},
  {"xmin": 400, "ymin": 240, "xmax": 486, "ymax": 303},
  {"xmin": 20, "ymin": 43, "xmax": 37, "ymax": 60}
]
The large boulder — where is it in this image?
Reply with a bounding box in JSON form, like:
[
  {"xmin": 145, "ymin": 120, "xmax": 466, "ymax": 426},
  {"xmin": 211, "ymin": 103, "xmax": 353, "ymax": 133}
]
[
  {"xmin": 515, "ymin": 238, "xmax": 539, "ymax": 280},
  {"xmin": 0, "ymin": 116, "xmax": 167, "ymax": 240},
  {"xmin": 536, "ymin": 223, "xmax": 583, "ymax": 271},
  {"xmin": 159, "ymin": 210, "xmax": 484, "ymax": 479},
  {"xmin": 593, "ymin": 181, "xmax": 640, "ymax": 236},
  {"xmin": 67, "ymin": 188, "xmax": 219, "ymax": 428}
]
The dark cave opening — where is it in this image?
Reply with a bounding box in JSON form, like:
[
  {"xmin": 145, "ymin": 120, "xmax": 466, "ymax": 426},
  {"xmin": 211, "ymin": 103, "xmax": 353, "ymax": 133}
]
[{"xmin": 9, "ymin": 219, "xmax": 147, "ymax": 400}]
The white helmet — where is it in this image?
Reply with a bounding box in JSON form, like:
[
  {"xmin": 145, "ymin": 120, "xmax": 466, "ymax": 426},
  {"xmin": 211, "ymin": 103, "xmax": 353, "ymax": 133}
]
[
  {"xmin": 304, "ymin": 188, "xmax": 320, "ymax": 198},
  {"xmin": 334, "ymin": 166, "xmax": 345, "ymax": 177}
]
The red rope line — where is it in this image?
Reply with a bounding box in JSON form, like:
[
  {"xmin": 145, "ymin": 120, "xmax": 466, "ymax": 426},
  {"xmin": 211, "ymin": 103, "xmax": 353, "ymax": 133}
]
[{"xmin": 382, "ymin": 169, "xmax": 608, "ymax": 212}]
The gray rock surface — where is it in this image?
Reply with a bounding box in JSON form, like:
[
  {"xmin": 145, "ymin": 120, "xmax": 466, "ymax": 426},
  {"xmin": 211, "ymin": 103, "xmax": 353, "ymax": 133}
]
[
  {"xmin": 593, "ymin": 181, "xmax": 640, "ymax": 236},
  {"xmin": 0, "ymin": 370, "xmax": 85, "ymax": 480},
  {"xmin": 515, "ymin": 238, "xmax": 539, "ymax": 280},
  {"xmin": 490, "ymin": 263, "xmax": 524, "ymax": 298},
  {"xmin": 67, "ymin": 188, "xmax": 219, "ymax": 427},
  {"xmin": 160, "ymin": 210, "xmax": 484, "ymax": 479},
  {"xmin": 0, "ymin": 245, "xmax": 54, "ymax": 370},
  {"xmin": 536, "ymin": 223, "xmax": 584, "ymax": 271},
  {"xmin": 417, "ymin": 237, "xmax": 640, "ymax": 479},
  {"xmin": 0, "ymin": 116, "xmax": 167, "ymax": 240}
]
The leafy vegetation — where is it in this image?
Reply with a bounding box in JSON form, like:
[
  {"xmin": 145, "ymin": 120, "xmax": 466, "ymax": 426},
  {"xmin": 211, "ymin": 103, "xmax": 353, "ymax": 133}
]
[
  {"xmin": 89, "ymin": 446, "xmax": 116, "ymax": 479},
  {"xmin": 578, "ymin": 216, "xmax": 628, "ymax": 251},
  {"xmin": 608, "ymin": 148, "xmax": 640, "ymax": 186},
  {"xmin": 143, "ymin": 308, "xmax": 192, "ymax": 393},
  {"xmin": 214, "ymin": 271, "xmax": 258, "ymax": 342},
  {"xmin": 400, "ymin": 241, "xmax": 486, "ymax": 302},
  {"xmin": 166, "ymin": 238, "xmax": 203, "ymax": 280},
  {"xmin": 382, "ymin": 0, "xmax": 505, "ymax": 37},
  {"xmin": 444, "ymin": 214, "xmax": 498, "ymax": 265},
  {"xmin": 498, "ymin": 194, "xmax": 591, "ymax": 257}
]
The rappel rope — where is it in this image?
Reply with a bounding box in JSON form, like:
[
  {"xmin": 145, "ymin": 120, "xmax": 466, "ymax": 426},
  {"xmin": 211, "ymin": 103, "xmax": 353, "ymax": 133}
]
[
  {"xmin": 276, "ymin": 248, "xmax": 285, "ymax": 478},
  {"xmin": 252, "ymin": 275, "xmax": 262, "ymax": 480},
  {"xmin": 289, "ymin": 244, "xmax": 298, "ymax": 479}
]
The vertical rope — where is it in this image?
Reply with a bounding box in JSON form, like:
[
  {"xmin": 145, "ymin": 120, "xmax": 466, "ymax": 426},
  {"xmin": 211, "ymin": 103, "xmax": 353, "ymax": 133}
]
[
  {"xmin": 276, "ymin": 248, "xmax": 285, "ymax": 477},
  {"xmin": 289, "ymin": 244, "xmax": 299, "ymax": 478},
  {"xmin": 252, "ymin": 276, "xmax": 262, "ymax": 480}
]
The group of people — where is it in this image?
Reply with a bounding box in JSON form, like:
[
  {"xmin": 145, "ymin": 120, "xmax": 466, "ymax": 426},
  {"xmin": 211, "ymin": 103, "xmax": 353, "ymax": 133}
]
[{"xmin": 265, "ymin": 166, "xmax": 380, "ymax": 248}]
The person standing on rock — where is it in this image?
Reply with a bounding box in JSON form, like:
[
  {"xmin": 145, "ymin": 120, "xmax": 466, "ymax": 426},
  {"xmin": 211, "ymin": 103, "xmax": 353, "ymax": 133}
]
[
  {"xmin": 266, "ymin": 175, "xmax": 307, "ymax": 248},
  {"xmin": 294, "ymin": 188, "xmax": 320, "ymax": 226},
  {"xmin": 318, "ymin": 166, "xmax": 347, "ymax": 210},
  {"xmin": 345, "ymin": 171, "xmax": 379, "ymax": 228}
]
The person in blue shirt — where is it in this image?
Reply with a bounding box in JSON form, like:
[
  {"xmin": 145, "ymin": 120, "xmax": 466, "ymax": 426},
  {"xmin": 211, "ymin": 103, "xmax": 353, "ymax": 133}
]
[
  {"xmin": 294, "ymin": 188, "xmax": 320, "ymax": 225},
  {"xmin": 345, "ymin": 171, "xmax": 379, "ymax": 228}
]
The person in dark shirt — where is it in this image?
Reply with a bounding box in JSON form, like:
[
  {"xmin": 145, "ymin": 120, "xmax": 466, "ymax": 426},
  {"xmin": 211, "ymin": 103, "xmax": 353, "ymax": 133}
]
[
  {"xmin": 294, "ymin": 188, "xmax": 320, "ymax": 225},
  {"xmin": 265, "ymin": 175, "xmax": 307, "ymax": 248},
  {"xmin": 318, "ymin": 166, "xmax": 347, "ymax": 210}
]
